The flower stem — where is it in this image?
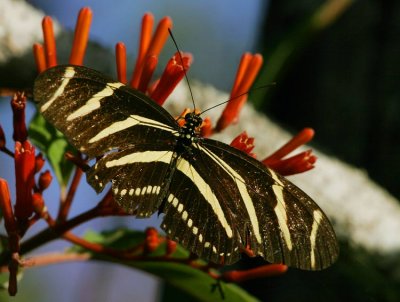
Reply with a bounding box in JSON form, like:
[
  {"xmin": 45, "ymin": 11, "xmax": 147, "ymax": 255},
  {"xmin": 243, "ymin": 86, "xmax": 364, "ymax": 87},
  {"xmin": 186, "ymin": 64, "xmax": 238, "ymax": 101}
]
[
  {"xmin": 57, "ymin": 166, "xmax": 83, "ymax": 222},
  {"xmin": 17, "ymin": 206, "xmax": 99, "ymax": 258}
]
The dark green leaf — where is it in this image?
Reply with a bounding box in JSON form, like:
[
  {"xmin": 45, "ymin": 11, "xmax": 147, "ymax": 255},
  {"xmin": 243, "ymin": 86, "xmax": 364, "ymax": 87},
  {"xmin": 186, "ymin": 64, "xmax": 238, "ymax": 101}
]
[
  {"xmin": 72, "ymin": 229, "xmax": 259, "ymax": 302},
  {"xmin": 0, "ymin": 273, "xmax": 9, "ymax": 291},
  {"xmin": 28, "ymin": 112, "xmax": 75, "ymax": 186}
]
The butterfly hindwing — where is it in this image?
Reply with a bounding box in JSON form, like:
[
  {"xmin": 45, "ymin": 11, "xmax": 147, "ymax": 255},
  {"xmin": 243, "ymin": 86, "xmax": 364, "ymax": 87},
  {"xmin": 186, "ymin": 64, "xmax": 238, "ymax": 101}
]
[
  {"xmin": 161, "ymin": 153, "xmax": 239, "ymax": 264},
  {"xmin": 87, "ymin": 143, "xmax": 177, "ymax": 216},
  {"xmin": 160, "ymin": 137, "xmax": 338, "ymax": 269}
]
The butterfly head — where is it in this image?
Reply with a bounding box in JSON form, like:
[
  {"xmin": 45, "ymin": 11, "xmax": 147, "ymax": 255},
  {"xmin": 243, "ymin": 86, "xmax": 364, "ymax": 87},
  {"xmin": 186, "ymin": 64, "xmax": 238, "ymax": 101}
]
[
  {"xmin": 184, "ymin": 111, "xmax": 203, "ymax": 130},
  {"xmin": 177, "ymin": 112, "xmax": 203, "ymax": 148}
]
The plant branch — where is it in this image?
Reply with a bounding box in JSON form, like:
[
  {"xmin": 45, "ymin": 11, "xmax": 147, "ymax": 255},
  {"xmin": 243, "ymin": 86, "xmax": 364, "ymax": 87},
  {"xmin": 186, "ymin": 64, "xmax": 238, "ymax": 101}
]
[
  {"xmin": 57, "ymin": 165, "xmax": 83, "ymax": 221},
  {"xmin": 0, "ymin": 147, "xmax": 14, "ymax": 158}
]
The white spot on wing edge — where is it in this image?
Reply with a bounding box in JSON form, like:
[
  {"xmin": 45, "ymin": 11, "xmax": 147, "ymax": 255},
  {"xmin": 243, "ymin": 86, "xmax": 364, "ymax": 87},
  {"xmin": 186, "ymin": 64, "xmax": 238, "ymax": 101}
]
[
  {"xmin": 310, "ymin": 209, "xmax": 324, "ymax": 269},
  {"xmin": 135, "ymin": 188, "xmax": 141, "ymax": 196},
  {"xmin": 270, "ymin": 169, "xmax": 293, "ymax": 251},
  {"xmin": 67, "ymin": 82, "xmax": 124, "ymax": 121},
  {"xmin": 41, "ymin": 66, "xmax": 76, "ymax": 112}
]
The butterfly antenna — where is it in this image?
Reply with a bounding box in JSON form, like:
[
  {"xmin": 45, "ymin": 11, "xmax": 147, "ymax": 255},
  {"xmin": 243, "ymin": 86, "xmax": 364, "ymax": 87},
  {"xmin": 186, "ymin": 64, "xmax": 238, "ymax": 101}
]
[
  {"xmin": 168, "ymin": 28, "xmax": 196, "ymax": 110},
  {"xmin": 200, "ymin": 83, "xmax": 276, "ymax": 115}
]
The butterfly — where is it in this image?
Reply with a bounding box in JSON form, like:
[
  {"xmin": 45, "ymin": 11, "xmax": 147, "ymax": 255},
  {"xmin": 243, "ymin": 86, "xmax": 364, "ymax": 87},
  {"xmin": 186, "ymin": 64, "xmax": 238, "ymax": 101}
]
[{"xmin": 33, "ymin": 64, "xmax": 338, "ymax": 270}]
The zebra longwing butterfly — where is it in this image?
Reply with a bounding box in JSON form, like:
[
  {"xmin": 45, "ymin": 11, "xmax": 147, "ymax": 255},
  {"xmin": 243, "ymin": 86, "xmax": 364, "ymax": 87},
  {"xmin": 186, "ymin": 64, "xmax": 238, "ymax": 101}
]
[{"xmin": 33, "ymin": 65, "xmax": 338, "ymax": 270}]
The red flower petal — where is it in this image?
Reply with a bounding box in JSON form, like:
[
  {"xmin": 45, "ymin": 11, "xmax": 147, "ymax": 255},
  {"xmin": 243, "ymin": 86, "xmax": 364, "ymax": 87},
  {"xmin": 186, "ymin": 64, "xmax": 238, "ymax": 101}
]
[
  {"xmin": 222, "ymin": 264, "xmax": 288, "ymax": 283},
  {"xmin": 215, "ymin": 53, "xmax": 263, "ymax": 132},
  {"xmin": 150, "ymin": 52, "xmax": 193, "ymax": 105},
  {"xmin": 264, "ymin": 128, "xmax": 315, "ymax": 163},
  {"xmin": 14, "ymin": 141, "xmax": 36, "ymax": 221},
  {"xmin": 69, "ymin": 7, "xmax": 92, "ymax": 65},
  {"xmin": 42, "ymin": 16, "xmax": 57, "ymax": 68},
  {"xmin": 266, "ymin": 150, "xmax": 317, "ymax": 176},
  {"xmin": 32, "ymin": 43, "xmax": 46, "ymax": 73},
  {"xmin": 230, "ymin": 131, "xmax": 256, "ymax": 158},
  {"xmin": 115, "ymin": 42, "xmax": 127, "ymax": 83},
  {"xmin": 131, "ymin": 15, "xmax": 172, "ymax": 89},
  {"xmin": 0, "ymin": 179, "xmax": 17, "ymax": 237},
  {"xmin": 11, "ymin": 93, "xmax": 28, "ymax": 143}
]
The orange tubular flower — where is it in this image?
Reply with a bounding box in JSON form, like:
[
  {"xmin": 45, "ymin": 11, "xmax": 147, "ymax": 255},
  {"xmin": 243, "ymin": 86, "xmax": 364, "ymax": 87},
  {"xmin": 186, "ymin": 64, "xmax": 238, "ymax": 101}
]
[
  {"xmin": 215, "ymin": 53, "xmax": 263, "ymax": 132},
  {"xmin": 138, "ymin": 55, "xmax": 159, "ymax": 93},
  {"xmin": 0, "ymin": 179, "xmax": 18, "ymax": 245},
  {"xmin": 115, "ymin": 42, "xmax": 127, "ymax": 83},
  {"xmin": 34, "ymin": 153, "xmax": 45, "ymax": 173},
  {"xmin": 150, "ymin": 52, "xmax": 193, "ymax": 105},
  {"xmin": 38, "ymin": 170, "xmax": 53, "ymax": 192},
  {"xmin": 166, "ymin": 239, "xmax": 177, "ymax": 256},
  {"xmin": 200, "ymin": 117, "xmax": 212, "ymax": 137},
  {"xmin": 69, "ymin": 7, "xmax": 92, "ymax": 65},
  {"xmin": 130, "ymin": 15, "xmax": 172, "ymax": 88},
  {"xmin": 144, "ymin": 227, "xmax": 160, "ymax": 254},
  {"xmin": 262, "ymin": 128, "xmax": 317, "ymax": 176},
  {"xmin": 42, "ymin": 16, "xmax": 57, "ymax": 68},
  {"xmin": 14, "ymin": 141, "xmax": 36, "ymax": 222},
  {"xmin": 221, "ymin": 264, "xmax": 288, "ymax": 283},
  {"xmin": 32, "ymin": 43, "xmax": 46, "ymax": 73},
  {"xmin": 11, "ymin": 93, "xmax": 28, "ymax": 143},
  {"xmin": 34, "ymin": 7, "xmax": 93, "ymax": 72},
  {"xmin": 230, "ymin": 132, "xmax": 256, "ymax": 158},
  {"xmin": 229, "ymin": 129, "xmax": 316, "ymax": 176}
]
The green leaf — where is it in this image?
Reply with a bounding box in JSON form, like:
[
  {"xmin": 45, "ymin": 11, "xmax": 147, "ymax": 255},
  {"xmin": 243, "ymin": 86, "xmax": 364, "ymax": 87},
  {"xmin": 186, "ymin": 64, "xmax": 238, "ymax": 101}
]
[
  {"xmin": 0, "ymin": 270, "xmax": 23, "ymax": 291},
  {"xmin": 72, "ymin": 229, "xmax": 259, "ymax": 302},
  {"xmin": 28, "ymin": 112, "xmax": 75, "ymax": 186},
  {"xmin": 0, "ymin": 272, "xmax": 10, "ymax": 291}
]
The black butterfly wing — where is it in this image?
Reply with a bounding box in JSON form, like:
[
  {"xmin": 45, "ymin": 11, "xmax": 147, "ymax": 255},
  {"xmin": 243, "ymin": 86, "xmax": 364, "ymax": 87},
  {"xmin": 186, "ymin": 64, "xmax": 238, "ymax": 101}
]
[
  {"xmin": 162, "ymin": 138, "xmax": 338, "ymax": 270},
  {"xmin": 34, "ymin": 65, "xmax": 179, "ymax": 158},
  {"xmin": 34, "ymin": 65, "xmax": 180, "ymax": 216}
]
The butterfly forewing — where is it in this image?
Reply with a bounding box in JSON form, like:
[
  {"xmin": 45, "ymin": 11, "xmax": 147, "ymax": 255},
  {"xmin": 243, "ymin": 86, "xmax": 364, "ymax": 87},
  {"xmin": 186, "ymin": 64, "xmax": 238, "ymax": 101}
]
[
  {"xmin": 34, "ymin": 65, "xmax": 338, "ymax": 270},
  {"xmin": 34, "ymin": 65, "xmax": 179, "ymax": 158}
]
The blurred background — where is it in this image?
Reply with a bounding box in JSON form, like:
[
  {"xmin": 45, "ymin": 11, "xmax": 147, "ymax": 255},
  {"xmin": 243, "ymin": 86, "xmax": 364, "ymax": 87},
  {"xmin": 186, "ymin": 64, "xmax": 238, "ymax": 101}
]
[{"xmin": 0, "ymin": 0, "xmax": 399, "ymax": 301}]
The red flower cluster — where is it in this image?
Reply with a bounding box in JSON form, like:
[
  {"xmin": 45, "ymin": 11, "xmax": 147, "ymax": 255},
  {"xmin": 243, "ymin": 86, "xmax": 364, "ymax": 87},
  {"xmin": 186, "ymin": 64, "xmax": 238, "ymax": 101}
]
[{"xmin": 0, "ymin": 93, "xmax": 53, "ymax": 295}]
